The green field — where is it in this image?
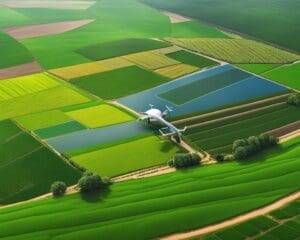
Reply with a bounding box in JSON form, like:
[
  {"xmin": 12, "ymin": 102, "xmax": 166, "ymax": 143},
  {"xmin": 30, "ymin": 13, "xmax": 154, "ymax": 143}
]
[
  {"xmin": 142, "ymin": 0, "xmax": 300, "ymax": 53},
  {"xmin": 167, "ymin": 50, "xmax": 218, "ymax": 68},
  {"xmin": 0, "ymin": 137, "xmax": 298, "ymax": 239},
  {"xmin": 71, "ymin": 135, "xmax": 182, "ymax": 177},
  {"xmin": 65, "ymin": 104, "xmax": 134, "ymax": 128},
  {"xmin": 15, "ymin": 110, "xmax": 71, "ymax": 131},
  {"xmin": 200, "ymin": 198, "xmax": 300, "ymax": 240},
  {"xmin": 171, "ymin": 21, "xmax": 230, "ymax": 38},
  {"xmin": 71, "ymin": 66, "xmax": 169, "ymax": 99},
  {"xmin": 19, "ymin": 0, "xmax": 171, "ymax": 69},
  {"xmin": 0, "ymin": 120, "xmax": 81, "ymax": 204},
  {"xmin": 77, "ymin": 38, "xmax": 171, "ymax": 61},
  {"xmin": 179, "ymin": 102, "xmax": 300, "ymax": 154},
  {"xmin": 0, "ymin": 31, "xmax": 33, "ymax": 69},
  {"xmin": 263, "ymin": 63, "xmax": 300, "ymax": 91},
  {"xmin": 167, "ymin": 38, "xmax": 300, "ymax": 63},
  {"xmin": 235, "ymin": 64, "xmax": 280, "ymax": 74}
]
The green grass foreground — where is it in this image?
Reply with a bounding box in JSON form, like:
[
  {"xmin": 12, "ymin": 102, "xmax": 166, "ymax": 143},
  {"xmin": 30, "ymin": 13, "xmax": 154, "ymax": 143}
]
[{"xmin": 0, "ymin": 137, "xmax": 299, "ymax": 239}]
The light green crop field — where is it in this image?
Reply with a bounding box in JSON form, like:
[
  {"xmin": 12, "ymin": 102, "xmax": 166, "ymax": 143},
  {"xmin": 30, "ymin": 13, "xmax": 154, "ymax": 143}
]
[
  {"xmin": 0, "ymin": 86, "xmax": 90, "ymax": 120},
  {"xmin": 0, "ymin": 31, "xmax": 33, "ymax": 69},
  {"xmin": 0, "ymin": 73, "xmax": 59, "ymax": 101},
  {"xmin": 0, "ymin": 120, "xmax": 81, "ymax": 205},
  {"xmin": 235, "ymin": 64, "xmax": 280, "ymax": 74},
  {"xmin": 71, "ymin": 66, "xmax": 169, "ymax": 99},
  {"xmin": 71, "ymin": 135, "xmax": 182, "ymax": 177},
  {"xmin": 65, "ymin": 104, "xmax": 134, "ymax": 128},
  {"xmin": 0, "ymin": 6, "xmax": 32, "ymax": 28},
  {"xmin": 263, "ymin": 63, "xmax": 300, "ymax": 91},
  {"xmin": 167, "ymin": 38, "xmax": 300, "ymax": 63},
  {"xmin": 0, "ymin": 137, "xmax": 298, "ymax": 239},
  {"xmin": 15, "ymin": 110, "xmax": 71, "ymax": 131},
  {"xmin": 171, "ymin": 21, "xmax": 230, "ymax": 38}
]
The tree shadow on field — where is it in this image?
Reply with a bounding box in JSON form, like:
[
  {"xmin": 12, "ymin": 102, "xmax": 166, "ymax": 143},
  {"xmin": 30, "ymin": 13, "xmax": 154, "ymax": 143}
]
[{"xmin": 80, "ymin": 187, "xmax": 111, "ymax": 203}]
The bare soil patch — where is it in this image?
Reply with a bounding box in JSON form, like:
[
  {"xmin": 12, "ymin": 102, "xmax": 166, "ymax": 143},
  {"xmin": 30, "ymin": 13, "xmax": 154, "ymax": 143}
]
[
  {"xmin": 3, "ymin": 19, "xmax": 95, "ymax": 40},
  {"xmin": 161, "ymin": 11, "xmax": 191, "ymax": 23},
  {"xmin": 0, "ymin": 0, "xmax": 95, "ymax": 9},
  {"xmin": 268, "ymin": 120, "xmax": 300, "ymax": 138},
  {"xmin": 0, "ymin": 61, "xmax": 42, "ymax": 80}
]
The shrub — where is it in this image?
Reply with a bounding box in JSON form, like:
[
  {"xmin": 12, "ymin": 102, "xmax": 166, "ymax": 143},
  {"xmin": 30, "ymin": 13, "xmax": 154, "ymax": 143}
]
[
  {"xmin": 214, "ymin": 154, "xmax": 225, "ymax": 162},
  {"xmin": 287, "ymin": 93, "xmax": 300, "ymax": 106},
  {"xmin": 233, "ymin": 134, "xmax": 278, "ymax": 160},
  {"xmin": 51, "ymin": 181, "xmax": 67, "ymax": 197},
  {"xmin": 168, "ymin": 153, "xmax": 201, "ymax": 168},
  {"xmin": 78, "ymin": 171, "xmax": 104, "ymax": 193}
]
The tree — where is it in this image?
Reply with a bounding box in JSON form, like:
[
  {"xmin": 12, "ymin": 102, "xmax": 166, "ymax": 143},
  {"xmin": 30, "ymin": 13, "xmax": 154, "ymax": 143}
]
[
  {"xmin": 287, "ymin": 93, "xmax": 300, "ymax": 106},
  {"xmin": 78, "ymin": 172, "xmax": 103, "ymax": 192},
  {"xmin": 169, "ymin": 153, "xmax": 201, "ymax": 168},
  {"xmin": 233, "ymin": 146, "xmax": 248, "ymax": 160},
  {"xmin": 51, "ymin": 181, "xmax": 67, "ymax": 197},
  {"xmin": 232, "ymin": 139, "xmax": 247, "ymax": 152}
]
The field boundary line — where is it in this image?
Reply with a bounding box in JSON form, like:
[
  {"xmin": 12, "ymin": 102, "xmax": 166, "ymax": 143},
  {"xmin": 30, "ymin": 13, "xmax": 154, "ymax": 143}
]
[
  {"xmin": 186, "ymin": 102, "xmax": 285, "ymax": 129},
  {"xmin": 172, "ymin": 93, "xmax": 289, "ymax": 125},
  {"xmin": 160, "ymin": 191, "xmax": 300, "ymax": 240}
]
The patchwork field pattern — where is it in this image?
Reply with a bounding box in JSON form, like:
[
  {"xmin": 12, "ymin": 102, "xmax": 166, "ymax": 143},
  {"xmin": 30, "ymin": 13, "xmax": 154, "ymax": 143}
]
[
  {"xmin": 122, "ymin": 51, "xmax": 179, "ymax": 70},
  {"xmin": 155, "ymin": 63, "xmax": 198, "ymax": 78},
  {"xmin": 49, "ymin": 57, "xmax": 134, "ymax": 80},
  {"xmin": 263, "ymin": 62, "xmax": 300, "ymax": 91},
  {"xmin": 167, "ymin": 38, "xmax": 300, "ymax": 63},
  {"xmin": 235, "ymin": 64, "xmax": 280, "ymax": 74},
  {"xmin": 71, "ymin": 135, "xmax": 182, "ymax": 177},
  {"xmin": 65, "ymin": 104, "xmax": 134, "ymax": 128},
  {"xmin": 119, "ymin": 64, "xmax": 288, "ymax": 118},
  {"xmin": 71, "ymin": 66, "xmax": 169, "ymax": 99},
  {"xmin": 0, "ymin": 119, "xmax": 81, "ymax": 204},
  {"xmin": 179, "ymin": 102, "xmax": 300, "ymax": 154},
  {"xmin": 0, "ymin": 137, "xmax": 298, "ymax": 239}
]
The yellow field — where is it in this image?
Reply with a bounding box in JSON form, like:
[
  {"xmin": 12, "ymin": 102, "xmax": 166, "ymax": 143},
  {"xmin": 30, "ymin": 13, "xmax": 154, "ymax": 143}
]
[
  {"xmin": 155, "ymin": 63, "xmax": 198, "ymax": 78},
  {"xmin": 0, "ymin": 73, "xmax": 59, "ymax": 101},
  {"xmin": 65, "ymin": 104, "xmax": 134, "ymax": 128},
  {"xmin": 122, "ymin": 51, "xmax": 179, "ymax": 70},
  {"xmin": 167, "ymin": 38, "xmax": 300, "ymax": 63},
  {"xmin": 49, "ymin": 57, "xmax": 133, "ymax": 80},
  {"xmin": 152, "ymin": 46, "xmax": 181, "ymax": 55}
]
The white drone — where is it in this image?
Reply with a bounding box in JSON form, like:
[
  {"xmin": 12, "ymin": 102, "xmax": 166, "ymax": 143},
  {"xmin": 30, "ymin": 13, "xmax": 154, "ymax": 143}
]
[{"xmin": 140, "ymin": 104, "xmax": 186, "ymax": 142}]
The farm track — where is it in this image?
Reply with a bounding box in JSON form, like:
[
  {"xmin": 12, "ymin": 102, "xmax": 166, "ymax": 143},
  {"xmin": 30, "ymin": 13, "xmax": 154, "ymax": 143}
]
[
  {"xmin": 160, "ymin": 191, "xmax": 300, "ymax": 240},
  {"xmin": 172, "ymin": 93, "xmax": 290, "ymax": 125}
]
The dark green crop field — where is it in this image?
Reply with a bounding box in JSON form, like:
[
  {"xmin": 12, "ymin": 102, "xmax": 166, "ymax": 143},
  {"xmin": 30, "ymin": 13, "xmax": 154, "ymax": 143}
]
[
  {"xmin": 142, "ymin": 0, "xmax": 300, "ymax": 53},
  {"xmin": 0, "ymin": 31, "xmax": 33, "ymax": 69},
  {"xmin": 180, "ymin": 103, "xmax": 300, "ymax": 154},
  {"xmin": 0, "ymin": 137, "xmax": 298, "ymax": 239},
  {"xmin": 167, "ymin": 50, "xmax": 218, "ymax": 68},
  {"xmin": 0, "ymin": 120, "xmax": 81, "ymax": 204},
  {"xmin": 71, "ymin": 66, "xmax": 169, "ymax": 99},
  {"xmin": 77, "ymin": 38, "xmax": 171, "ymax": 61}
]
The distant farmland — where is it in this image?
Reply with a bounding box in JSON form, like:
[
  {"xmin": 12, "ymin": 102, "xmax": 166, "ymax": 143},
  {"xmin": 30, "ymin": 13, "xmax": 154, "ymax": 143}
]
[
  {"xmin": 0, "ymin": 137, "xmax": 298, "ymax": 239},
  {"xmin": 142, "ymin": 0, "xmax": 300, "ymax": 53}
]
